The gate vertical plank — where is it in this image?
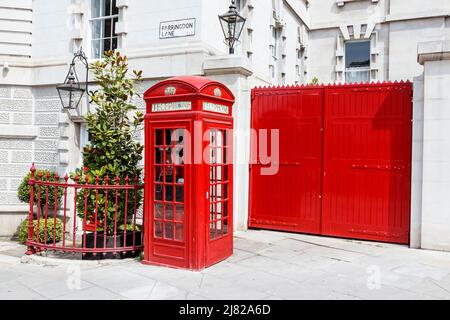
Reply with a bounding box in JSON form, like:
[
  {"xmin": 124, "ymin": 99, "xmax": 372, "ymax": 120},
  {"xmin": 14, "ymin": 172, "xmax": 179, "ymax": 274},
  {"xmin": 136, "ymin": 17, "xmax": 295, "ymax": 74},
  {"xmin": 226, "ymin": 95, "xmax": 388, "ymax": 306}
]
[
  {"xmin": 249, "ymin": 87, "xmax": 323, "ymax": 234},
  {"xmin": 322, "ymin": 83, "xmax": 412, "ymax": 244}
]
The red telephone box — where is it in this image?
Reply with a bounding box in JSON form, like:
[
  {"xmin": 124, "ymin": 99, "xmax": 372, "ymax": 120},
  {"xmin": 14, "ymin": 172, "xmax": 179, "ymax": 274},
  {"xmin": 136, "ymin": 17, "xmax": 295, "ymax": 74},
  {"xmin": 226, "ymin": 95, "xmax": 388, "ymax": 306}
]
[{"xmin": 142, "ymin": 76, "xmax": 234, "ymax": 270}]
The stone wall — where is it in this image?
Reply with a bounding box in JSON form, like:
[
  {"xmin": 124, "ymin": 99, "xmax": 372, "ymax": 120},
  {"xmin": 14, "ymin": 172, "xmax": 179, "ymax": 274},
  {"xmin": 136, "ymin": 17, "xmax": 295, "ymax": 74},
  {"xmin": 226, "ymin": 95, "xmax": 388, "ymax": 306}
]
[{"xmin": 0, "ymin": 85, "xmax": 61, "ymax": 236}]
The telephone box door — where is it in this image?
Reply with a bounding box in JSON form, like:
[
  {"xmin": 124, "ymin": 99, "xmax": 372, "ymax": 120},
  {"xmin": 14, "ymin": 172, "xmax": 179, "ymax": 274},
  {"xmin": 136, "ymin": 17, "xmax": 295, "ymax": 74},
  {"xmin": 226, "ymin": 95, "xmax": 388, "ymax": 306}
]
[
  {"xmin": 149, "ymin": 122, "xmax": 190, "ymax": 268},
  {"xmin": 205, "ymin": 123, "xmax": 233, "ymax": 267}
]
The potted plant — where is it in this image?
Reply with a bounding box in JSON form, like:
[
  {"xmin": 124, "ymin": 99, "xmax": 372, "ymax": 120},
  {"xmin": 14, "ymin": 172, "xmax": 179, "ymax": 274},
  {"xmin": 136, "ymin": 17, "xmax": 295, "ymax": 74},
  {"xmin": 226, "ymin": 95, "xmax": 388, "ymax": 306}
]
[{"xmin": 70, "ymin": 50, "xmax": 145, "ymax": 259}]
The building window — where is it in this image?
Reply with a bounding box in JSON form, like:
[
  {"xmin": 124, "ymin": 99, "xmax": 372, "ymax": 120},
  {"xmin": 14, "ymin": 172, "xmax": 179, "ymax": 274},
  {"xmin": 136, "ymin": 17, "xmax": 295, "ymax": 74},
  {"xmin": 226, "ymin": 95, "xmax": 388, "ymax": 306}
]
[
  {"xmin": 345, "ymin": 40, "xmax": 370, "ymax": 83},
  {"xmin": 91, "ymin": 0, "xmax": 119, "ymax": 59},
  {"xmin": 269, "ymin": 25, "xmax": 279, "ymax": 82}
]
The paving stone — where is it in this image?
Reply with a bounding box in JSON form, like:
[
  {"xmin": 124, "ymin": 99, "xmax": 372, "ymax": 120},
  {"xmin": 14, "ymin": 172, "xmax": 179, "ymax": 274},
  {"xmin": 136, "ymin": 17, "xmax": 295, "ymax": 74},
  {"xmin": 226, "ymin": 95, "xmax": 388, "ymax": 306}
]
[
  {"xmin": 1, "ymin": 231, "xmax": 450, "ymax": 300},
  {"xmin": 32, "ymin": 279, "xmax": 93, "ymax": 299},
  {"xmin": 58, "ymin": 285, "xmax": 123, "ymax": 300}
]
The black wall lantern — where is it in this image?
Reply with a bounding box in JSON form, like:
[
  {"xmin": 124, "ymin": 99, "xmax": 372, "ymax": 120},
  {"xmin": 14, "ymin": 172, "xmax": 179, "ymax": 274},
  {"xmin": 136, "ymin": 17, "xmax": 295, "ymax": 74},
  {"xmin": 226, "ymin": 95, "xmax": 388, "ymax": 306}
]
[
  {"xmin": 57, "ymin": 49, "xmax": 89, "ymax": 110},
  {"xmin": 219, "ymin": 0, "xmax": 246, "ymax": 54}
]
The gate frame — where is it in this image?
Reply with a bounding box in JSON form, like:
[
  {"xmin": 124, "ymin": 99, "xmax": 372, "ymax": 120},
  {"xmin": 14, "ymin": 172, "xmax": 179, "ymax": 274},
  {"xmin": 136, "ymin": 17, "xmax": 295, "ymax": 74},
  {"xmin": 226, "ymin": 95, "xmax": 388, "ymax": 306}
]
[{"xmin": 248, "ymin": 81, "xmax": 413, "ymax": 245}]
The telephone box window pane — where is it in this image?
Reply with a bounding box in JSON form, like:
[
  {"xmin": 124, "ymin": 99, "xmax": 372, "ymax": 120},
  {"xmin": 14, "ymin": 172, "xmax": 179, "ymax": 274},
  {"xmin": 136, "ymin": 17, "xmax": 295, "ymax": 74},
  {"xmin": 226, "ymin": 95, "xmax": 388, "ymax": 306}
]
[
  {"xmin": 165, "ymin": 129, "xmax": 174, "ymax": 145},
  {"xmin": 155, "ymin": 203, "xmax": 163, "ymax": 219},
  {"xmin": 223, "ymin": 166, "xmax": 228, "ymax": 181},
  {"xmin": 223, "ymin": 201, "xmax": 228, "ymax": 217},
  {"xmin": 174, "ymin": 223, "xmax": 184, "ymax": 241},
  {"xmin": 223, "ymin": 184, "xmax": 228, "ymax": 200},
  {"xmin": 175, "ymin": 186, "xmax": 184, "ymax": 202},
  {"xmin": 155, "ymin": 129, "xmax": 163, "ymax": 146},
  {"xmin": 154, "ymin": 221, "xmax": 163, "ymax": 238},
  {"xmin": 174, "ymin": 204, "xmax": 184, "ymax": 222},
  {"xmin": 155, "ymin": 148, "xmax": 163, "ymax": 164},
  {"xmin": 164, "ymin": 223, "xmax": 173, "ymax": 240},
  {"xmin": 155, "ymin": 185, "xmax": 163, "ymax": 201},
  {"xmin": 210, "ymin": 222, "xmax": 216, "ymax": 239},
  {"xmin": 173, "ymin": 147, "xmax": 184, "ymax": 165},
  {"xmin": 165, "ymin": 185, "xmax": 174, "ymax": 201},
  {"xmin": 175, "ymin": 167, "xmax": 184, "ymax": 184},
  {"xmin": 165, "ymin": 205, "xmax": 173, "ymax": 220}
]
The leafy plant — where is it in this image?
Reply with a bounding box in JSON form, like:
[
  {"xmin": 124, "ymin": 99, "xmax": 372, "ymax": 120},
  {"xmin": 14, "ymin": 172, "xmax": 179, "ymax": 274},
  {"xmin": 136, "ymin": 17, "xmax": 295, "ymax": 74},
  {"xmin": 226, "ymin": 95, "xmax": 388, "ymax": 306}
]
[
  {"xmin": 309, "ymin": 77, "xmax": 319, "ymax": 85},
  {"xmin": 18, "ymin": 218, "xmax": 63, "ymax": 244},
  {"xmin": 18, "ymin": 170, "xmax": 63, "ymax": 208},
  {"xmin": 70, "ymin": 50, "xmax": 144, "ymax": 235}
]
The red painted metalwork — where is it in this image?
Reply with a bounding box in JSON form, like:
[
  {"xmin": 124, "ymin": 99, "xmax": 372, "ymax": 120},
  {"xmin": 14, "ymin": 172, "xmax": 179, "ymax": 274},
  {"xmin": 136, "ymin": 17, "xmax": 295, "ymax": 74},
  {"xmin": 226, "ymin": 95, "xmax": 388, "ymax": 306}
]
[
  {"xmin": 249, "ymin": 86, "xmax": 323, "ymax": 234},
  {"xmin": 143, "ymin": 76, "xmax": 234, "ymax": 270},
  {"xmin": 249, "ymin": 82, "xmax": 412, "ymax": 245},
  {"xmin": 25, "ymin": 164, "xmax": 144, "ymax": 256}
]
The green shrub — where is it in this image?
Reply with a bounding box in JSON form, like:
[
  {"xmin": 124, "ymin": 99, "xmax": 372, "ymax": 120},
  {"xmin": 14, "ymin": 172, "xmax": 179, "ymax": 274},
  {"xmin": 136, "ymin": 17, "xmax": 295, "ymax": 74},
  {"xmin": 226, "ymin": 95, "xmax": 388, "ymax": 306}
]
[
  {"xmin": 18, "ymin": 218, "xmax": 64, "ymax": 244},
  {"xmin": 17, "ymin": 170, "xmax": 64, "ymax": 208},
  {"xmin": 70, "ymin": 50, "xmax": 144, "ymax": 235}
]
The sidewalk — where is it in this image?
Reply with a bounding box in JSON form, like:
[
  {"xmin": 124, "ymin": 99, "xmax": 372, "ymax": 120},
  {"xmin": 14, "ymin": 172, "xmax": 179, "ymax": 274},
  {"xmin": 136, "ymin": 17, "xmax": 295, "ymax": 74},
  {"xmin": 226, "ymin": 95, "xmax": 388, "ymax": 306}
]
[{"xmin": 0, "ymin": 230, "xmax": 449, "ymax": 300}]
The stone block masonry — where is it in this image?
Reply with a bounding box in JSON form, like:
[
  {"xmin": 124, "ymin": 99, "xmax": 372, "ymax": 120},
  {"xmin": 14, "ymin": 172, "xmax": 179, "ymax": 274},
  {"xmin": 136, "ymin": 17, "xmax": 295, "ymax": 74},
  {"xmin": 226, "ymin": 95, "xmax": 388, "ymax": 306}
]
[{"xmin": 0, "ymin": 85, "xmax": 62, "ymax": 236}]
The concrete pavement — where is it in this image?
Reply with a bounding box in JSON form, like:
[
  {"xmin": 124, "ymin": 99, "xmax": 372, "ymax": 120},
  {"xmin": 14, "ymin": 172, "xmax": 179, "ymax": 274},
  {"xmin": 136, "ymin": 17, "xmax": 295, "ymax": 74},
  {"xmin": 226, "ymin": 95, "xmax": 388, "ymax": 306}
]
[{"xmin": 0, "ymin": 230, "xmax": 449, "ymax": 300}]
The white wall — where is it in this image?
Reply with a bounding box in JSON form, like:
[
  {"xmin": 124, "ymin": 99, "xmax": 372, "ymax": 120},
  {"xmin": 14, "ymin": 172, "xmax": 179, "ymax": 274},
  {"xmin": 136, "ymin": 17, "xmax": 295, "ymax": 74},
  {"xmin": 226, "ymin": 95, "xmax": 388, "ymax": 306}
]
[{"xmin": 419, "ymin": 51, "xmax": 450, "ymax": 251}]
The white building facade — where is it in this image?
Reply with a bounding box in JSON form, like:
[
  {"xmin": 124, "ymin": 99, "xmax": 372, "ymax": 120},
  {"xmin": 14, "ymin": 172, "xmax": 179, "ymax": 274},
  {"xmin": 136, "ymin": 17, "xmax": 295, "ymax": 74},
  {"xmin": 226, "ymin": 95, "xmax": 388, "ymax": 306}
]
[{"xmin": 1, "ymin": 0, "xmax": 450, "ymax": 251}]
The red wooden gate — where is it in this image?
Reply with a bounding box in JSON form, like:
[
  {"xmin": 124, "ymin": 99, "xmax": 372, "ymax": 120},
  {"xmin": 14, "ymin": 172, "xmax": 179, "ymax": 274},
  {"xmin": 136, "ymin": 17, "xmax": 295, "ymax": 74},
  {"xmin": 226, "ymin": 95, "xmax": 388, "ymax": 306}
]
[{"xmin": 249, "ymin": 82, "xmax": 412, "ymax": 245}]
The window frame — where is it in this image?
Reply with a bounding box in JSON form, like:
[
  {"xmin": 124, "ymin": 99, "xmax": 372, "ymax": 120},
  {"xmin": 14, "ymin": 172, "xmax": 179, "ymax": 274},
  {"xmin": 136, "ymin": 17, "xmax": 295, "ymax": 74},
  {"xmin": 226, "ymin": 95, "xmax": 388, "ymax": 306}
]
[
  {"xmin": 344, "ymin": 40, "xmax": 371, "ymax": 83},
  {"xmin": 90, "ymin": 0, "xmax": 119, "ymax": 59}
]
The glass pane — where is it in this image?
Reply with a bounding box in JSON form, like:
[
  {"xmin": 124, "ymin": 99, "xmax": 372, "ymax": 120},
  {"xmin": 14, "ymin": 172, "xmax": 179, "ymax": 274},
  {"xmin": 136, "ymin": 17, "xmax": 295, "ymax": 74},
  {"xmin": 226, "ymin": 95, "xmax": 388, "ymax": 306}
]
[
  {"xmin": 223, "ymin": 219, "xmax": 229, "ymax": 234},
  {"xmin": 223, "ymin": 201, "xmax": 228, "ymax": 217},
  {"xmin": 223, "ymin": 166, "xmax": 228, "ymax": 181},
  {"xmin": 91, "ymin": 0, "xmax": 102, "ymax": 18},
  {"xmin": 165, "ymin": 129, "xmax": 175, "ymax": 145},
  {"xmin": 173, "ymin": 147, "xmax": 184, "ymax": 165},
  {"xmin": 105, "ymin": 0, "xmax": 111, "ymax": 16},
  {"xmin": 164, "ymin": 223, "xmax": 173, "ymax": 240},
  {"xmin": 175, "ymin": 167, "xmax": 184, "ymax": 184},
  {"xmin": 92, "ymin": 20, "xmax": 102, "ymax": 40},
  {"xmin": 345, "ymin": 41, "xmax": 370, "ymax": 69},
  {"xmin": 154, "ymin": 221, "xmax": 163, "ymax": 238},
  {"xmin": 345, "ymin": 69, "xmax": 370, "ymax": 83},
  {"xmin": 112, "ymin": 0, "xmax": 119, "ymax": 15},
  {"xmin": 155, "ymin": 203, "xmax": 163, "ymax": 219},
  {"xmin": 175, "ymin": 186, "xmax": 184, "ymax": 202},
  {"xmin": 223, "ymin": 184, "xmax": 228, "ymax": 200},
  {"xmin": 155, "ymin": 129, "xmax": 163, "ymax": 145},
  {"xmin": 155, "ymin": 148, "xmax": 163, "ymax": 164},
  {"xmin": 174, "ymin": 204, "xmax": 184, "ymax": 222},
  {"xmin": 174, "ymin": 223, "xmax": 184, "ymax": 241},
  {"xmin": 103, "ymin": 38, "xmax": 111, "ymax": 53},
  {"xmin": 164, "ymin": 165, "xmax": 173, "ymax": 182},
  {"xmin": 112, "ymin": 37, "xmax": 118, "ymax": 51},
  {"xmin": 210, "ymin": 222, "xmax": 216, "ymax": 239},
  {"xmin": 92, "ymin": 39, "xmax": 101, "ymax": 59},
  {"xmin": 165, "ymin": 205, "xmax": 173, "ymax": 220},
  {"xmin": 104, "ymin": 19, "xmax": 112, "ymax": 38},
  {"xmin": 165, "ymin": 185, "xmax": 173, "ymax": 201},
  {"xmin": 155, "ymin": 184, "xmax": 163, "ymax": 201}
]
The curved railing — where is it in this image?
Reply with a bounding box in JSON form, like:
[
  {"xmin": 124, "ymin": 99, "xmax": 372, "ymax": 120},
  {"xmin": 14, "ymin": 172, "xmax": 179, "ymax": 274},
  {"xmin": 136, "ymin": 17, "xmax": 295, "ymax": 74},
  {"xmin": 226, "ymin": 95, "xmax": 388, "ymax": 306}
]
[{"xmin": 25, "ymin": 164, "xmax": 144, "ymax": 258}]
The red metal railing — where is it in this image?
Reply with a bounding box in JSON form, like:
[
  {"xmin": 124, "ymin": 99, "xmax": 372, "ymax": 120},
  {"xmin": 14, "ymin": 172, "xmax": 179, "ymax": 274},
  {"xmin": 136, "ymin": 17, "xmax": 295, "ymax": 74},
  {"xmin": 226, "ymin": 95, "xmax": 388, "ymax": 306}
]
[{"xmin": 25, "ymin": 164, "xmax": 144, "ymax": 258}]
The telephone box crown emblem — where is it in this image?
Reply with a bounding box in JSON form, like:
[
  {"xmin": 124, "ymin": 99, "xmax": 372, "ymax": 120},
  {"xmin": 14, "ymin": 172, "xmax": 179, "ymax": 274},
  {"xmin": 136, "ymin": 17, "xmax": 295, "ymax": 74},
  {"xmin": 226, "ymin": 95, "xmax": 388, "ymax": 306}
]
[{"xmin": 164, "ymin": 86, "xmax": 177, "ymax": 95}]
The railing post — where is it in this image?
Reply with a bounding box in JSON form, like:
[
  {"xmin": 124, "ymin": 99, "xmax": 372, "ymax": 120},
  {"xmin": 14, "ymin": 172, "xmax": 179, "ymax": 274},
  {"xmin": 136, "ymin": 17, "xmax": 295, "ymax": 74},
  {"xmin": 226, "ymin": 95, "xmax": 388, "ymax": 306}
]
[{"xmin": 25, "ymin": 163, "xmax": 36, "ymax": 255}]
